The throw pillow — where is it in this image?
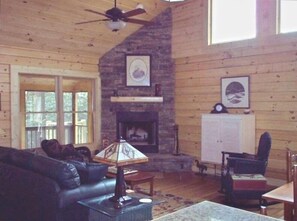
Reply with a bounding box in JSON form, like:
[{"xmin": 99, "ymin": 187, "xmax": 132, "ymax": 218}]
[
  {"xmin": 61, "ymin": 144, "xmax": 84, "ymax": 162},
  {"xmin": 67, "ymin": 160, "xmax": 108, "ymax": 184},
  {"xmin": 41, "ymin": 139, "xmax": 63, "ymax": 160}
]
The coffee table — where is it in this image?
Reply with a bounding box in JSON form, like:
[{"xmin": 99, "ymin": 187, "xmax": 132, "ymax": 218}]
[
  {"xmin": 107, "ymin": 171, "xmax": 155, "ymax": 196},
  {"xmin": 78, "ymin": 193, "xmax": 153, "ymax": 221}
]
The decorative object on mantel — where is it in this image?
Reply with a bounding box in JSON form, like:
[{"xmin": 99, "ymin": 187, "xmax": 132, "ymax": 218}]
[
  {"xmin": 155, "ymin": 84, "xmax": 162, "ymax": 96},
  {"xmin": 75, "ymin": 0, "xmax": 152, "ymax": 32},
  {"xmin": 173, "ymin": 124, "xmax": 180, "ymax": 156},
  {"xmin": 126, "ymin": 54, "xmax": 151, "ymax": 87},
  {"xmin": 221, "ymin": 76, "xmax": 250, "ymax": 108},
  {"xmin": 210, "ymin": 102, "xmax": 228, "ymax": 114},
  {"xmin": 93, "ymin": 138, "xmax": 148, "ymax": 209}
]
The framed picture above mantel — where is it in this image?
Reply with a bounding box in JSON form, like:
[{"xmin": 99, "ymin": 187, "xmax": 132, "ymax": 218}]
[
  {"xmin": 221, "ymin": 76, "xmax": 250, "ymax": 108},
  {"xmin": 126, "ymin": 54, "xmax": 151, "ymax": 87}
]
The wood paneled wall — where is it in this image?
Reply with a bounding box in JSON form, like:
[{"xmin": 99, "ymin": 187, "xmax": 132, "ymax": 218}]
[
  {"xmin": 0, "ymin": 64, "xmax": 11, "ymax": 146},
  {"xmin": 172, "ymin": 0, "xmax": 297, "ymax": 180},
  {"xmin": 0, "ymin": 45, "xmax": 99, "ymax": 72}
]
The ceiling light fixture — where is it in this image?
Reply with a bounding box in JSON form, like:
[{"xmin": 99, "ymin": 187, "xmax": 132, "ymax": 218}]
[
  {"xmin": 136, "ymin": 3, "xmax": 144, "ymax": 9},
  {"xmin": 106, "ymin": 20, "xmax": 127, "ymax": 32}
]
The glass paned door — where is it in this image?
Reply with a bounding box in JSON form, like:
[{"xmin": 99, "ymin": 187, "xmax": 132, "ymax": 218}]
[
  {"xmin": 62, "ymin": 78, "xmax": 93, "ymax": 144},
  {"xmin": 21, "ymin": 75, "xmax": 57, "ymax": 148}
]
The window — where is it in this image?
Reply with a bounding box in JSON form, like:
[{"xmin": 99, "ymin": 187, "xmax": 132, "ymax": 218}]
[
  {"xmin": 20, "ymin": 75, "xmax": 94, "ymax": 148},
  {"xmin": 209, "ymin": 0, "xmax": 256, "ymax": 44},
  {"xmin": 278, "ymin": 0, "xmax": 297, "ymax": 34},
  {"xmin": 25, "ymin": 90, "xmax": 57, "ymax": 148}
]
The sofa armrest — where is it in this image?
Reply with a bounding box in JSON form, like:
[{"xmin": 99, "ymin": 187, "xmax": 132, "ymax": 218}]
[{"xmin": 0, "ymin": 162, "xmax": 61, "ymax": 221}]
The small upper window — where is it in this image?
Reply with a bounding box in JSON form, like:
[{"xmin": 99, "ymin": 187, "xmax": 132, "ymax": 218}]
[
  {"xmin": 209, "ymin": 0, "xmax": 256, "ymax": 44},
  {"xmin": 278, "ymin": 0, "xmax": 297, "ymax": 34}
]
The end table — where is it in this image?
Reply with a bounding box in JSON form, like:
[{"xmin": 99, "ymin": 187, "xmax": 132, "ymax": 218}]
[
  {"xmin": 106, "ymin": 171, "xmax": 155, "ymax": 196},
  {"xmin": 78, "ymin": 193, "xmax": 153, "ymax": 221}
]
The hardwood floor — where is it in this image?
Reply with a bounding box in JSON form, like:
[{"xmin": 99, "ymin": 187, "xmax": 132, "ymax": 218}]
[{"xmin": 141, "ymin": 172, "xmax": 284, "ymax": 220}]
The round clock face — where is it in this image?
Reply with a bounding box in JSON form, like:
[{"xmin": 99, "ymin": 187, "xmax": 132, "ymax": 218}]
[{"xmin": 216, "ymin": 104, "xmax": 223, "ymax": 112}]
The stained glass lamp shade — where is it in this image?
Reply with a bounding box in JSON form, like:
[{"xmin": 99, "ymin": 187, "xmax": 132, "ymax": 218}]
[{"xmin": 93, "ymin": 138, "xmax": 148, "ymax": 208}]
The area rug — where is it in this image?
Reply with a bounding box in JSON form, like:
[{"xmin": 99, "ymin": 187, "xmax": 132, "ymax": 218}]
[
  {"xmin": 133, "ymin": 187, "xmax": 199, "ymax": 219},
  {"xmin": 152, "ymin": 200, "xmax": 283, "ymax": 221}
]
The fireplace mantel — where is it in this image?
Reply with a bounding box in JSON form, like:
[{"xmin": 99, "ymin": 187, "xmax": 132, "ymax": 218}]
[{"xmin": 110, "ymin": 96, "xmax": 163, "ymax": 103}]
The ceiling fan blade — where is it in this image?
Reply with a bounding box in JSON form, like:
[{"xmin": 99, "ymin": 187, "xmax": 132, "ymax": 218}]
[
  {"xmin": 75, "ymin": 19, "xmax": 109, "ymax": 25},
  {"xmin": 84, "ymin": 9, "xmax": 113, "ymax": 19},
  {"xmin": 125, "ymin": 18, "xmax": 153, "ymax": 25},
  {"xmin": 123, "ymin": 8, "xmax": 146, "ymax": 18}
]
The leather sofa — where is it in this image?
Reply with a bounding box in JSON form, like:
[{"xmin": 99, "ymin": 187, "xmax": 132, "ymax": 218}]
[{"xmin": 0, "ymin": 146, "xmax": 116, "ymax": 221}]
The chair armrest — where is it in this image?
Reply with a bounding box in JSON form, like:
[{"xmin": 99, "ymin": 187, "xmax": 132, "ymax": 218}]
[
  {"xmin": 242, "ymin": 152, "xmax": 257, "ymax": 159},
  {"xmin": 222, "ymin": 151, "xmax": 243, "ymax": 155},
  {"xmin": 221, "ymin": 152, "xmax": 245, "ymax": 174}
]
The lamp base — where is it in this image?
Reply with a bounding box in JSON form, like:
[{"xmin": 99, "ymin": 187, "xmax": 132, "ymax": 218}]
[
  {"xmin": 110, "ymin": 166, "xmax": 133, "ymax": 208},
  {"xmin": 109, "ymin": 195, "xmax": 132, "ymax": 208}
]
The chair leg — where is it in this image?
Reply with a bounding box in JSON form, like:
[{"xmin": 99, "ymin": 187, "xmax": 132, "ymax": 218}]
[{"xmin": 219, "ymin": 176, "xmax": 225, "ymax": 193}]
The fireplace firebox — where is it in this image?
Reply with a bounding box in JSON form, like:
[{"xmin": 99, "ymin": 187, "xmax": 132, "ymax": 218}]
[{"xmin": 116, "ymin": 111, "xmax": 158, "ymax": 153}]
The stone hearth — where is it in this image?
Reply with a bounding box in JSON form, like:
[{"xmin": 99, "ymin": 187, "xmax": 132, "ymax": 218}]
[{"xmin": 131, "ymin": 154, "xmax": 195, "ymax": 173}]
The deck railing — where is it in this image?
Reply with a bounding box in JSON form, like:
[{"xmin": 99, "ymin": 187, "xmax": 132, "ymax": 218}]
[{"xmin": 25, "ymin": 125, "xmax": 87, "ymax": 148}]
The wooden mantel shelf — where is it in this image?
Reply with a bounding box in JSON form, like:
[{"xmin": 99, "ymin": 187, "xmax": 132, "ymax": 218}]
[{"xmin": 110, "ymin": 96, "xmax": 163, "ymax": 103}]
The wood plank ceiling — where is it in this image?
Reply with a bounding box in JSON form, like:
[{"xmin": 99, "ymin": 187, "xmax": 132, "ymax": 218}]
[{"xmin": 0, "ymin": 0, "xmax": 169, "ymax": 58}]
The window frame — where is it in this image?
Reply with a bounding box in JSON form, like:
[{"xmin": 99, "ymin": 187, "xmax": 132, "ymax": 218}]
[
  {"xmin": 208, "ymin": 0, "xmax": 257, "ymax": 45},
  {"xmin": 276, "ymin": 0, "xmax": 297, "ymax": 34}
]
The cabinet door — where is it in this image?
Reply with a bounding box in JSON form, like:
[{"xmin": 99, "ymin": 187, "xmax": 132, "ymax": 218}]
[
  {"xmin": 201, "ymin": 116, "xmax": 221, "ymax": 164},
  {"xmin": 220, "ymin": 117, "xmax": 241, "ymax": 153}
]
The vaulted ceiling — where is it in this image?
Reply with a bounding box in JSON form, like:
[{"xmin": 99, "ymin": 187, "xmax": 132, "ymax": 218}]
[{"xmin": 0, "ymin": 0, "xmax": 169, "ymax": 58}]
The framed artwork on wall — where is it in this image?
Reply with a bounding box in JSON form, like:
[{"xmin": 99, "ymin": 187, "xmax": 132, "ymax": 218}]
[
  {"xmin": 221, "ymin": 76, "xmax": 250, "ymax": 108},
  {"xmin": 126, "ymin": 54, "xmax": 151, "ymax": 87}
]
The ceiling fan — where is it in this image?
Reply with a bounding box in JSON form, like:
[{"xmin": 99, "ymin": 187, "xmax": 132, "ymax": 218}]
[{"xmin": 76, "ymin": 0, "xmax": 152, "ymax": 31}]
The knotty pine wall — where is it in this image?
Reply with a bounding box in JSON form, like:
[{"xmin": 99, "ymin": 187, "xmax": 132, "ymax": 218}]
[
  {"xmin": 0, "ymin": 64, "xmax": 11, "ymax": 146},
  {"xmin": 0, "ymin": 45, "xmax": 100, "ymax": 148},
  {"xmin": 172, "ymin": 0, "xmax": 297, "ymax": 180}
]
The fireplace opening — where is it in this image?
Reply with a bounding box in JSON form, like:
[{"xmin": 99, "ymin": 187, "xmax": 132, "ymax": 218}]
[{"xmin": 116, "ymin": 111, "xmax": 158, "ymax": 153}]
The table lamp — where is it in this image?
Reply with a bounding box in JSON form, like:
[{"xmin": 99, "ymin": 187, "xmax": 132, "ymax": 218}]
[{"xmin": 93, "ymin": 138, "xmax": 148, "ymax": 208}]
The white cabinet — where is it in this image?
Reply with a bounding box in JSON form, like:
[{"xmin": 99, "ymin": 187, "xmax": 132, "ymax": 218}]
[{"xmin": 201, "ymin": 114, "xmax": 255, "ymax": 164}]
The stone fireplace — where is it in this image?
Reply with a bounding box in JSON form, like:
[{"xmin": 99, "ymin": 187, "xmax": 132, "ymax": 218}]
[
  {"xmin": 99, "ymin": 8, "xmax": 175, "ymax": 154},
  {"xmin": 97, "ymin": 8, "xmax": 194, "ymax": 172},
  {"xmin": 116, "ymin": 111, "xmax": 158, "ymax": 153}
]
